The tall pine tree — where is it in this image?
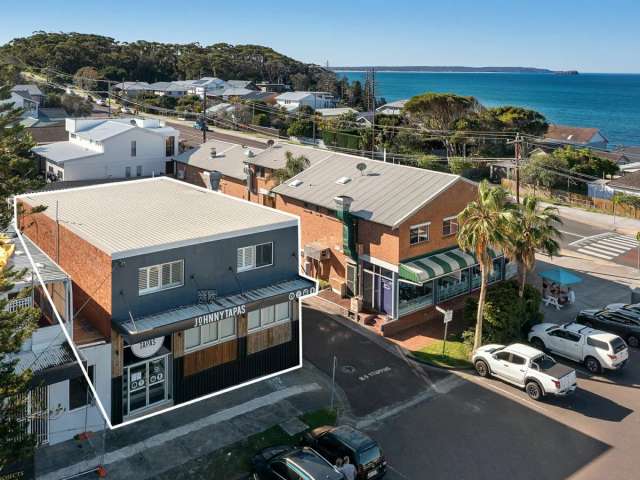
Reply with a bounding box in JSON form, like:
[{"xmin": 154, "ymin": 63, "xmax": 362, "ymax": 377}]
[{"xmin": 0, "ymin": 84, "xmax": 44, "ymax": 470}]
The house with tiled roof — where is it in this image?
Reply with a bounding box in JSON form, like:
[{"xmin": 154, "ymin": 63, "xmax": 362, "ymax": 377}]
[{"xmin": 543, "ymin": 124, "xmax": 608, "ymax": 149}]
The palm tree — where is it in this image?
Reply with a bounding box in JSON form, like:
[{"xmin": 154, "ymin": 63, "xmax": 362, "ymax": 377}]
[
  {"xmin": 457, "ymin": 181, "xmax": 513, "ymax": 352},
  {"xmin": 273, "ymin": 151, "xmax": 310, "ymax": 184},
  {"xmin": 505, "ymin": 196, "xmax": 562, "ymax": 298}
]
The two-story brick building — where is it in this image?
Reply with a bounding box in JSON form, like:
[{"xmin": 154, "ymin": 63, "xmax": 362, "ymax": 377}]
[
  {"xmin": 18, "ymin": 177, "xmax": 315, "ymax": 425},
  {"xmin": 271, "ymin": 155, "xmax": 507, "ymax": 336}
]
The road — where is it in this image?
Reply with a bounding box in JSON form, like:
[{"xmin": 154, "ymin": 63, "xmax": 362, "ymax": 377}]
[{"xmin": 303, "ymin": 305, "xmax": 640, "ymax": 480}]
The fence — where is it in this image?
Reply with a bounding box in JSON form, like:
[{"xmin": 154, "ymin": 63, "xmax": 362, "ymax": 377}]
[{"xmin": 501, "ymin": 179, "xmax": 640, "ymax": 220}]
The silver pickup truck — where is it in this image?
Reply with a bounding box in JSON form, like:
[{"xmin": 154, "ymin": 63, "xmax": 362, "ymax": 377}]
[{"xmin": 472, "ymin": 343, "xmax": 577, "ymax": 400}]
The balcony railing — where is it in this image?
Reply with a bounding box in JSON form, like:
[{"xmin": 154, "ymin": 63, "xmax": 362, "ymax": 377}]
[{"xmin": 6, "ymin": 297, "xmax": 33, "ymax": 312}]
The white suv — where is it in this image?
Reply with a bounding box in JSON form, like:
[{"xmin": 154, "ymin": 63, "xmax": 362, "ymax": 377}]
[{"xmin": 528, "ymin": 322, "xmax": 628, "ymax": 373}]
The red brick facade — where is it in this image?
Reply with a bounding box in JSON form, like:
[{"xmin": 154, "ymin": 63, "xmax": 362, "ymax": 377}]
[
  {"xmin": 19, "ymin": 202, "xmax": 113, "ymax": 339},
  {"xmin": 175, "ymin": 161, "xmax": 248, "ymax": 200}
]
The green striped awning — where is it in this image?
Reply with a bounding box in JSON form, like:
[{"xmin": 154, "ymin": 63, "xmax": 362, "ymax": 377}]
[{"xmin": 399, "ymin": 247, "xmax": 501, "ymax": 284}]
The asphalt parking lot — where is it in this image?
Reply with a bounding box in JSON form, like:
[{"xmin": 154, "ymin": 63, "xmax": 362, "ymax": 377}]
[
  {"xmin": 302, "ymin": 306, "xmax": 450, "ymax": 417},
  {"xmin": 303, "ymin": 305, "xmax": 640, "ymax": 480}
]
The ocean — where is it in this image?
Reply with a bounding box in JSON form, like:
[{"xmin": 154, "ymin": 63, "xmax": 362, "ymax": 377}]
[{"xmin": 340, "ymin": 72, "xmax": 640, "ymax": 147}]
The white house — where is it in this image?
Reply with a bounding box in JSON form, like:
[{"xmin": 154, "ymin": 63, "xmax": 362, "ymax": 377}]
[
  {"xmin": 188, "ymin": 77, "xmax": 227, "ymax": 98},
  {"xmin": 113, "ymin": 81, "xmax": 150, "ymax": 97},
  {"xmin": 1, "ymin": 90, "xmax": 39, "ymax": 118},
  {"xmin": 32, "ymin": 118, "xmax": 179, "ymax": 182},
  {"xmin": 376, "ymin": 99, "xmax": 407, "ymax": 115},
  {"xmin": 275, "ymin": 91, "xmax": 337, "ymax": 112},
  {"xmin": 2, "ymin": 232, "xmax": 110, "ymax": 447},
  {"xmin": 11, "ymin": 84, "xmax": 45, "ymax": 105},
  {"xmin": 147, "ymin": 81, "xmax": 195, "ymax": 97}
]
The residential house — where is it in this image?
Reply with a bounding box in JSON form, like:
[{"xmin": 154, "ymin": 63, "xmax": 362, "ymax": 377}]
[
  {"xmin": 588, "ymin": 170, "xmax": 640, "ymax": 200},
  {"xmin": 271, "ymin": 155, "xmax": 509, "ymax": 336},
  {"xmin": 543, "ymin": 125, "xmax": 608, "ymax": 149},
  {"xmin": 18, "ymin": 177, "xmax": 315, "ymax": 425},
  {"xmin": 147, "ymin": 81, "xmax": 195, "ymax": 97},
  {"xmin": 226, "ymin": 80, "xmax": 257, "ymax": 90},
  {"xmin": 256, "ymin": 82, "xmax": 289, "ymax": 93},
  {"xmin": 32, "ymin": 117, "xmax": 179, "ymax": 181},
  {"xmin": 11, "ymin": 84, "xmax": 45, "ymax": 105},
  {"xmin": 113, "ymin": 82, "xmax": 151, "ymax": 97},
  {"xmin": 2, "ymin": 231, "xmax": 110, "ymax": 446},
  {"xmin": 315, "ymin": 107, "xmax": 358, "ymax": 119},
  {"xmin": 174, "ymin": 139, "xmax": 264, "ymax": 198},
  {"xmin": 189, "ymin": 77, "xmax": 227, "ymax": 98},
  {"xmin": 375, "ymin": 99, "xmax": 407, "ymax": 116},
  {"xmin": 1, "ymin": 90, "xmax": 39, "ymax": 118},
  {"xmin": 275, "ymin": 92, "xmax": 337, "ymax": 112}
]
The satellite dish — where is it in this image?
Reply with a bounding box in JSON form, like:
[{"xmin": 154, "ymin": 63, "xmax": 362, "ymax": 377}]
[{"xmin": 356, "ymin": 162, "xmax": 367, "ymax": 175}]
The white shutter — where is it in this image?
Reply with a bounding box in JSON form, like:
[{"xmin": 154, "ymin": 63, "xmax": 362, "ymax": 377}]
[
  {"xmin": 161, "ymin": 263, "xmax": 172, "ymax": 287},
  {"xmin": 237, "ymin": 248, "xmax": 245, "ymax": 270},
  {"xmin": 246, "ymin": 247, "xmax": 255, "ymax": 269},
  {"xmin": 171, "ymin": 261, "xmax": 183, "ymax": 285},
  {"xmin": 148, "ymin": 266, "xmax": 160, "ymax": 289},
  {"xmin": 138, "ymin": 268, "xmax": 148, "ymax": 291}
]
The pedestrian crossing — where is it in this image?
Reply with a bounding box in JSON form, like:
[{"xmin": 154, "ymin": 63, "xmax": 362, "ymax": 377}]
[{"xmin": 570, "ymin": 232, "xmax": 639, "ymax": 261}]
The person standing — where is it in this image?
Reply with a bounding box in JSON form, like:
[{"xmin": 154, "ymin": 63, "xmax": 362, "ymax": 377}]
[{"xmin": 340, "ymin": 456, "xmax": 357, "ymax": 480}]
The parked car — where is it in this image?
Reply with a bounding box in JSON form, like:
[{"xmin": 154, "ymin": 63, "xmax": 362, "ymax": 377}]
[
  {"xmin": 528, "ymin": 322, "xmax": 628, "ymax": 373},
  {"xmin": 252, "ymin": 445, "xmax": 344, "ymax": 480},
  {"xmin": 95, "ymin": 98, "xmax": 105, "ymax": 105},
  {"xmin": 193, "ymin": 119, "xmax": 209, "ymax": 131},
  {"xmin": 472, "ymin": 343, "xmax": 577, "ymax": 400},
  {"xmin": 120, "ymin": 106, "xmax": 134, "ymax": 114},
  {"xmin": 577, "ymin": 308, "xmax": 640, "ymax": 348},
  {"xmin": 303, "ymin": 425, "xmax": 386, "ymax": 479}
]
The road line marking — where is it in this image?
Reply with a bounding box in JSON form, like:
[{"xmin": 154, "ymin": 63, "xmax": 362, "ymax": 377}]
[
  {"xmin": 597, "ymin": 239, "xmax": 634, "ymax": 250},
  {"xmin": 577, "ymin": 248, "xmax": 615, "ymax": 259},
  {"xmin": 568, "ymin": 232, "xmax": 611, "ymax": 247},
  {"xmin": 608, "ymin": 237, "xmax": 639, "ymax": 247},
  {"xmin": 589, "ymin": 242, "xmax": 629, "ymax": 254},
  {"xmin": 558, "ymin": 230, "xmax": 584, "ymax": 239}
]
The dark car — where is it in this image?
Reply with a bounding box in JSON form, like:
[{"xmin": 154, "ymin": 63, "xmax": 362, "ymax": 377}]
[
  {"xmin": 252, "ymin": 445, "xmax": 344, "ymax": 480},
  {"xmin": 192, "ymin": 119, "xmax": 209, "ymax": 131},
  {"xmin": 303, "ymin": 425, "xmax": 386, "ymax": 479},
  {"xmin": 577, "ymin": 309, "xmax": 640, "ymax": 348}
]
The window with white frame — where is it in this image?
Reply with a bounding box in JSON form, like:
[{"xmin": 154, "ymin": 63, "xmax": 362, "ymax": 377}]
[
  {"xmin": 131, "ymin": 140, "xmax": 137, "ymax": 157},
  {"xmin": 442, "ymin": 216, "xmax": 458, "ymax": 236},
  {"xmin": 409, "ymin": 222, "xmax": 430, "ymax": 245},
  {"xmin": 237, "ymin": 243, "xmax": 273, "ymax": 272},
  {"xmin": 184, "ymin": 316, "xmax": 236, "ymax": 351},
  {"xmin": 247, "ymin": 301, "xmax": 290, "ymax": 332},
  {"xmin": 138, "ymin": 260, "xmax": 184, "ymax": 295}
]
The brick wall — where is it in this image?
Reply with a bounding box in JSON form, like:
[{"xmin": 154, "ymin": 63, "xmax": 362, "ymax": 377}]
[
  {"xmin": 399, "ymin": 179, "xmax": 478, "ymax": 261},
  {"xmin": 275, "ymin": 195, "xmax": 348, "ymax": 290},
  {"xmin": 357, "ymin": 220, "xmax": 399, "ymax": 264},
  {"xmin": 19, "ymin": 202, "xmax": 113, "ymax": 339},
  {"xmin": 175, "ymin": 162, "xmax": 248, "ymax": 200}
]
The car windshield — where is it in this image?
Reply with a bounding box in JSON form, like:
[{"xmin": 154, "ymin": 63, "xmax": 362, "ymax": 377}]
[
  {"xmin": 532, "ymin": 354, "xmax": 555, "ymax": 370},
  {"xmin": 359, "ymin": 446, "xmax": 381, "ymax": 465}
]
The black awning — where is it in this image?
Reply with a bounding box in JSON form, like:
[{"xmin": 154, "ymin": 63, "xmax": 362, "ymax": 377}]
[{"xmin": 114, "ymin": 277, "xmax": 317, "ymax": 343}]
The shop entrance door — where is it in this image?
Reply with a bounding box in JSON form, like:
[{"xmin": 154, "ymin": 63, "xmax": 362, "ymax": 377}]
[{"xmin": 125, "ymin": 355, "xmax": 169, "ymax": 415}]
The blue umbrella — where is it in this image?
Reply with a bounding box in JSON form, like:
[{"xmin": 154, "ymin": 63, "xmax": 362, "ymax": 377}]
[{"xmin": 539, "ymin": 268, "xmax": 583, "ymax": 286}]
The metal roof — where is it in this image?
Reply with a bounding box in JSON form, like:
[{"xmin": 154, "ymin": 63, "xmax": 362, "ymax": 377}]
[
  {"xmin": 19, "ymin": 177, "xmax": 298, "ymax": 259},
  {"xmin": 13, "ymin": 341, "xmax": 76, "ymax": 373},
  {"xmin": 316, "ymin": 107, "xmax": 358, "ymax": 117},
  {"xmin": 244, "ymin": 143, "xmax": 334, "ymax": 170},
  {"xmin": 75, "ymin": 120, "xmax": 135, "ymax": 141},
  {"xmin": 32, "ymin": 142, "xmax": 102, "ymax": 164},
  {"xmin": 272, "ymin": 154, "xmax": 462, "ymax": 227},
  {"xmin": 276, "ymin": 91, "xmax": 315, "ymax": 101},
  {"xmin": 8, "ymin": 234, "xmax": 70, "ymax": 285},
  {"xmin": 11, "ymin": 84, "xmax": 43, "ymax": 97},
  {"xmin": 116, "ymin": 277, "xmax": 316, "ymax": 341},
  {"xmin": 175, "ymin": 140, "xmax": 263, "ymax": 180}
]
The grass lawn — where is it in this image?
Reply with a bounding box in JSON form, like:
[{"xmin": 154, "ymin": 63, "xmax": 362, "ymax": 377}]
[
  {"xmin": 157, "ymin": 408, "xmax": 338, "ymax": 480},
  {"xmin": 412, "ymin": 339, "xmax": 472, "ymax": 369}
]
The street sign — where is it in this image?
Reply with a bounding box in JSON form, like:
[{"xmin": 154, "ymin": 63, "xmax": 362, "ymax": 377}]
[{"xmin": 443, "ymin": 310, "xmax": 453, "ymax": 324}]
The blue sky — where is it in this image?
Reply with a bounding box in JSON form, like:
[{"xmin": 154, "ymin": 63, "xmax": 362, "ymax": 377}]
[{"xmin": 2, "ymin": 0, "xmax": 639, "ymax": 73}]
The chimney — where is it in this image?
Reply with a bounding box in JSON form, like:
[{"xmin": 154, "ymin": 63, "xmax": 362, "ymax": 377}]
[
  {"xmin": 334, "ymin": 196, "xmax": 357, "ymax": 259},
  {"xmin": 209, "ymin": 171, "xmax": 222, "ymax": 191},
  {"xmin": 333, "ymin": 195, "xmax": 353, "ymax": 214}
]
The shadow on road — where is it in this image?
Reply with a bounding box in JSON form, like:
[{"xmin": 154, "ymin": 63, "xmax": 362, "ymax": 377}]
[{"xmin": 546, "ymin": 387, "xmax": 633, "ymax": 422}]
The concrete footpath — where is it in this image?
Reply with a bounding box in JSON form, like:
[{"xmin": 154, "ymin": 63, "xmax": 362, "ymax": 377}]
[{"xmin": 35, "ymin": 365, "xmax": 333, "ymax": 480}]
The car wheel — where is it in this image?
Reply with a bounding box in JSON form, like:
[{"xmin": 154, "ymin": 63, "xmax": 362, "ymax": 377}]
[
  {"xmin": 627, "ymin": 335, "xmax": 639, "ymax": 348},
  {"xmin": 525, "ymin": 381, "xmax": 543, "ymax": 400},
  {"xmin": 474, "ymin": 360, "xmax": 490, "ymax": 378},
  {"xmin": 585, "ymin": 356, "xmax": 601, "ymax": 374},
  {"xmin": 530, "ymin": 337, "xmax": 546, "ymax": 351}
]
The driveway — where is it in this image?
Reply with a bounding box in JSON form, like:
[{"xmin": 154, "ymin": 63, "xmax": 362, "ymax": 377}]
[{"xmin": 302, "ymin": 306, "xmax": 450, "ymax": 417}]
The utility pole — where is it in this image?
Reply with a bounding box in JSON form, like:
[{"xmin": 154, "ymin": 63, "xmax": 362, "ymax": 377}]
[
  {"xmin": 202, "ymin": 86, "xmax": 207, "ymax": 143},
  {"xmin": 370, "ymin": 67, "xmax": 376, "ymax": 160},
  {"xmin": 107, "ymin": 81, "xmax": 112, "ymax": 118},
  {"xmin": 514, "ymin": 133, "xmax": 522, "ymax": 203},
  {"xmin": 312, "ymin": 93, "xmax": 317, "ymax": 144}
]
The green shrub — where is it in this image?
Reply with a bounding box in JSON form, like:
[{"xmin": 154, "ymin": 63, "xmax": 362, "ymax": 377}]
[{"xmin": 462, "ymin": 280, "xmax": 543, "ymax": 347}]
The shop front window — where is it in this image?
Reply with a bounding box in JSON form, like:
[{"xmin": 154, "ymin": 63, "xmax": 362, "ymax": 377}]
[
  {"xmin": 399, "ymin": 280, "xmax": 433, "ymax": 316},
  {"xmin": 471, "ymin": 258, "xmax": 504, "ymax": 290},
  {"xmin": 124, "ymin": 354, "xmax": 169, "ymax": 416},
  {"xmin": 437, "ymin": 269, "xmax": 470, "ymax": 302}
]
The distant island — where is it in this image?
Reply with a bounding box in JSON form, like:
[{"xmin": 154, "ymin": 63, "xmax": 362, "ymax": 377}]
[{"xmin": 332, "ymin": 66, "xmax": 579, "ymax": 74}]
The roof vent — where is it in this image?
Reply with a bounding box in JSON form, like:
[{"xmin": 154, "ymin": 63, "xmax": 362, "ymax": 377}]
[
  {"xmin": 336, "ymin": 176, "xmax": 351, "ymax": 185},
  {"xmin": 209, "ymin": 147, "xmax": 217, "ymax": 159},
  {"xmin": 289, "ymin": 179, "xmax": 303, "ymax": 187},
  {"xmin": 245, "ymin": 149, "xmax": 255, "ymax": 158}
]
